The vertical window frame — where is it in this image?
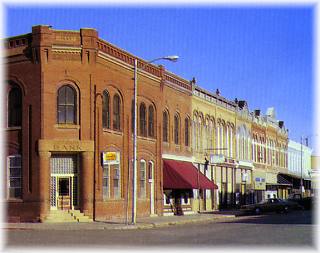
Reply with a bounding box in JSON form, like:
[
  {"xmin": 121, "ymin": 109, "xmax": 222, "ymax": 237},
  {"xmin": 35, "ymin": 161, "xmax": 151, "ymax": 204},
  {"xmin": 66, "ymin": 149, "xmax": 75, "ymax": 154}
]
[
  {"xmin": 148, "ymin": 105, "xmax": 155, "ymax": 138},
  {"xmin": 102, "ymin": 90, "xmax": 110, "ymax": 129},
  {"xmin": 139, "ymin": 160, "xmax": 146, "ymax": 199},
  {"xmin": 7, "ymin": 155, "xmax": 22, "ymax": 200},
  {"xmin": 57, "ymin": 85, "xmax": 77, "ymax": 124},
  {"xmin": 139, "ymin": 103, "xmax": 147, "ymax": 137},
  {"xmin": 113, "ymin": 94, "xmax": 121, "ymax": 131},
  {"xmin": 163, "ymin": 111, "xmax": 169, "ymax": 142},
  {"xmin": 8, "ymin": 86, "xmax": 22, "ymax": 128},
  {"xmin": 112, "ymin": 163, "xmax": 121, "ymax": 199},
  {"xmin": 174, "ymin": 113, "xmax": 180, "ymax": 145},
  {"xmin": 185, "ymin": 117, "xmax": 190, "ymax": 147},
  {"xmin": 103, "ymin": 165, "xmax": 110, "ymax": 200}
]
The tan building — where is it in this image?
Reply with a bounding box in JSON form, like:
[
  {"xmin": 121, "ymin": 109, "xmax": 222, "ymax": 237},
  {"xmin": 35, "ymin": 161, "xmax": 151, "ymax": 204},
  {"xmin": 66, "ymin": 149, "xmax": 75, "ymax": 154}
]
[
  {"xmin": 192, "ymin": 86, "xmax": 237, "ymax": 210},
  {"xmin": 235, "ymin": 100, "xmax": 254, "ymax": 205},
  {"xmin": 250, "ymin": 108, "xmax": 289, "ymax": 203}
]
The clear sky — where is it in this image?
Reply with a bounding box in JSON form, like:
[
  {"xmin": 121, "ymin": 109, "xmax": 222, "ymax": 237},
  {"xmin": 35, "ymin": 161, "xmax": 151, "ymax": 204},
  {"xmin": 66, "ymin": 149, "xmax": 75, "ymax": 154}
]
[{"xmin": 4, "ymin": 5, "xmax": 315, "ymax": 148}]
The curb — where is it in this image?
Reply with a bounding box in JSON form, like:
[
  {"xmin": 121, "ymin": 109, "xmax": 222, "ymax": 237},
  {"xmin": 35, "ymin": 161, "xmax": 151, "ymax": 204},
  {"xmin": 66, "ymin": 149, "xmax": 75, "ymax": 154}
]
[{"xmin": 4, "ymin": 214, "xmax": 237, "ymax": 231}]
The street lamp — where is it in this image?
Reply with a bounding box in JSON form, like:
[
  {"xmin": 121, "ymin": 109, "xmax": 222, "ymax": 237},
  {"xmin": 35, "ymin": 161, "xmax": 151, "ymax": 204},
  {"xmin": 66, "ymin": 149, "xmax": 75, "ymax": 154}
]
[{"xmin": 132, "ymin": 55, "xmax": 178, "ymax": 225}]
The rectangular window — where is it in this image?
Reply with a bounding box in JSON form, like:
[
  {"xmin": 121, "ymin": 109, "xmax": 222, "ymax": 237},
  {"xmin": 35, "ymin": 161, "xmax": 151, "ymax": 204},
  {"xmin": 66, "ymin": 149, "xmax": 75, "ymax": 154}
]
[
  {"xmin": 139, "ymin": 161, "xmax": 146, "ymax": 198},
  {"xmin": 103, "ymin": 166, "xmax": 110, "ymax": 200},
  {"xmin": 103, "ymin": 157, "xmax": 121, "ymax": 200},
  {"xmin": 113, "ymin": 164, "xmax": 120, "ymax": 199},
  {"xmin": 7, "ymin": 155, "xmax": 22, "ymax": 199}
]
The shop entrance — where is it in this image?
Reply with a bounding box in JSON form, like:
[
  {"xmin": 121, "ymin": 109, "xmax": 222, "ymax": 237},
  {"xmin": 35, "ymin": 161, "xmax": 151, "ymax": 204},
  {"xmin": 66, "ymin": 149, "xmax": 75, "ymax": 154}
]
[{"xmin": 50, "ymin": 155, "xmax": 79, "ymax": 211}]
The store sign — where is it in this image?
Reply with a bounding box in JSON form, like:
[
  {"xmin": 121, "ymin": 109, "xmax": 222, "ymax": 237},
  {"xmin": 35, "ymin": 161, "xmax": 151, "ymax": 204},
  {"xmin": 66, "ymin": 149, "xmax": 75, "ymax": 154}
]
[
  {"xmin": 101, "ymin": 151, "xmax": 120, "ymax": 165},
  {"xmin": 210, "ymin": 154, "xmax": 225, "ymax": 164},
  {"xmin": 253, "ymin": 171, "xmax": 266, "ymax": 190}
]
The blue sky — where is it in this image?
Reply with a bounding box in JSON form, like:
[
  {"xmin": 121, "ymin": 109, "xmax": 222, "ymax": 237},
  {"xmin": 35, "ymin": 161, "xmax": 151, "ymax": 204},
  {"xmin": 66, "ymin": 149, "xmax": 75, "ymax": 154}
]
[{"xmin": 4, "ymin": 5, "xmax": 315, "ymax": 147}]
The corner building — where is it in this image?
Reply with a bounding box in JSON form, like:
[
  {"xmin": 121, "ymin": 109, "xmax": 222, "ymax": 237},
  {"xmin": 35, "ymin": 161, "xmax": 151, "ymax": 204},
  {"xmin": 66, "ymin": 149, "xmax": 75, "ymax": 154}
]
[{"xmin": 5, "ymin": 25, "xmax": 193, "ymax": 222}]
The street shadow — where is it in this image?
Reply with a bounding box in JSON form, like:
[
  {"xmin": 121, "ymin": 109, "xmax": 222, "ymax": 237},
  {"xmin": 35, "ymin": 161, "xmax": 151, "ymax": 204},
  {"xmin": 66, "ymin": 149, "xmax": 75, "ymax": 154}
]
[{"xmin": 218, "ymin": 210, "xmax": 314, "ymax": 225}]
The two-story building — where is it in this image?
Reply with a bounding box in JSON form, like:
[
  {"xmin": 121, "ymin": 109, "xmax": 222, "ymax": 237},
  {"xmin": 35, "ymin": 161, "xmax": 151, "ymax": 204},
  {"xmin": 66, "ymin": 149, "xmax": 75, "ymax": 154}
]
[{"xmin": 5, "ymin": 25, "xmax": 198, "ymax": 222}]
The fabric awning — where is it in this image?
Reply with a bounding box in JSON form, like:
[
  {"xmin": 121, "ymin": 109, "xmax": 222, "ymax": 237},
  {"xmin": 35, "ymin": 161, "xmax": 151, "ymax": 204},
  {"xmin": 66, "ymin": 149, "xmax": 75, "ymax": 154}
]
[
  {"xmin": 163, "ymin": 159, "xmax": 218, "ymax": 190},
  {"xmin": 277, "ymin": 174, "xmax": 293, "ymax": 186}
]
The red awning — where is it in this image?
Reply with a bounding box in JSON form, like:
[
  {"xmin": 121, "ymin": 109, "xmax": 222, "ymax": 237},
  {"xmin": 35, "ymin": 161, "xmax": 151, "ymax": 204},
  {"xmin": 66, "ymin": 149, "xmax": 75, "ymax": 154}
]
[{"xmin": 163, "ymin": 159, "xmax": 218, "ymax": 190}]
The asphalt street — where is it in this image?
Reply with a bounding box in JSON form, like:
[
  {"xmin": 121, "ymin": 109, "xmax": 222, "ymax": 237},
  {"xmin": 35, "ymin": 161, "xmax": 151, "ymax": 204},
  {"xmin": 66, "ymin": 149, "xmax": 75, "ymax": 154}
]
[{"xmin": 4, "ymin": 210, "xmax": 315, "ymax": 249}]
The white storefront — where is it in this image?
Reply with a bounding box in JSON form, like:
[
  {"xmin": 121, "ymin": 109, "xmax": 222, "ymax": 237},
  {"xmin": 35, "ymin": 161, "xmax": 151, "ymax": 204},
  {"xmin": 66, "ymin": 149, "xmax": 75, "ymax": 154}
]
[{"xmin": 288, "ymin": 140, "xmax": 312, "ymax": 180}]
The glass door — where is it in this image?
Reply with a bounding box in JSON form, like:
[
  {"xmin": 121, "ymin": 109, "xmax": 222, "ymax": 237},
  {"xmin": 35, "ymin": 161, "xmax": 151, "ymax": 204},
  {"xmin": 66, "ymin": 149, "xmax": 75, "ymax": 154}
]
[{"xmin": 57, "ymin": 177, "xmax": 71, "ymax": 210}]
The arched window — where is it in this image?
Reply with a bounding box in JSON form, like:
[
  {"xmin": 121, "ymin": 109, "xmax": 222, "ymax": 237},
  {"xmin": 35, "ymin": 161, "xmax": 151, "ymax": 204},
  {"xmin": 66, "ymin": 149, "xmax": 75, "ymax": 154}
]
[
  {"xmin": 139, "ymin": 103, "xmax": 147, "ymax": 136},
  {"xmin": 185, "ymin": 117, "xmax": 189, "ymax": 147},
  {"xmin": 113, "ymin": 94, "xmax": 121, "ymax": 130},
  {"xmin": 148, "ymin": 105, "xmax": 155, "ymax": 138},
  {"xmin": 57, "ymin": 85, "xmax": 76, "ymax": 124},
  {"xmin": 163, "ymin": 111, "xmax": 169, "ymax": 142},
  {"xmin": 174, "ymin": 114, "xmax": 180, "ymax": 145},
  {"xmin": 8, "ymin": 86, "xmax": 22, "ymax": 127},
  {"xmin": 102, "ymin": 90, "xmax": 110, "ymax": 128}
]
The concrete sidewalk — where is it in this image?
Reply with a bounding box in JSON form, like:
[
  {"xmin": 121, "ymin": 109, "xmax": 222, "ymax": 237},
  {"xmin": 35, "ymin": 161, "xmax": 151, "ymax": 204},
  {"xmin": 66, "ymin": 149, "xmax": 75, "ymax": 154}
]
[{"xmin": 3, "ymin": 211, "xmax": 238, "ymax": 231}]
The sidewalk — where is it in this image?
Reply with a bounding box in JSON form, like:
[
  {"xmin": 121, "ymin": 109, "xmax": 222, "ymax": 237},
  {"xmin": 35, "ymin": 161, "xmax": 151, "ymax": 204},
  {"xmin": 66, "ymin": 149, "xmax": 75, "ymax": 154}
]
[{"xmin": 3, "ymin": 211, "xmax": 238, "ymax": 231}]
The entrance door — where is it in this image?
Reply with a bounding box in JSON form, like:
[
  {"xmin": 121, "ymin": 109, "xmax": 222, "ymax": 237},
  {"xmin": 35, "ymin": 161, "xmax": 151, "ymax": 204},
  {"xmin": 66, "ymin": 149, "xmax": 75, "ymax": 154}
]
[
  {"xmin": 57, "ymin": 177, "xmax": 71, "ymax": 210},
  {"xmin": 50, "ymin": 155, "xmax": 79, "ymax": 211}
]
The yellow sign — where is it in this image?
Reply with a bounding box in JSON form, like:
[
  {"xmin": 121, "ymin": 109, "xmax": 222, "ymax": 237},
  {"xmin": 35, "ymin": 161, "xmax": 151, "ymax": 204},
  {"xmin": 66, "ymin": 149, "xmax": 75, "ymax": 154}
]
[
  {"xmin": 102, "ymin": 152, "xmax": 120, "ymax": 165},
  {"xmin": 105, "ymin": 152, "xmax": 117, "ymax": 161}
]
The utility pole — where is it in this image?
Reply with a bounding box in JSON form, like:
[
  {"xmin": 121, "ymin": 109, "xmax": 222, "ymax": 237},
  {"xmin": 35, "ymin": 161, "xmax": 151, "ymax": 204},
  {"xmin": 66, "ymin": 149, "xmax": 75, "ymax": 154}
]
[{"xmin": 300, "ymin": 136, "xmax": 303, "ymax": 196}]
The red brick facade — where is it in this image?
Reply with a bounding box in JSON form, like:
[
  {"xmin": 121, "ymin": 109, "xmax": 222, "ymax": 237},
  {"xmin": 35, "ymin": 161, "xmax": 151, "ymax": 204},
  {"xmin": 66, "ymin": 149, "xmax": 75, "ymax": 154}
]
[{"xmin": 5, "ymin": 25, "xmax": 192, "ymax": 222}]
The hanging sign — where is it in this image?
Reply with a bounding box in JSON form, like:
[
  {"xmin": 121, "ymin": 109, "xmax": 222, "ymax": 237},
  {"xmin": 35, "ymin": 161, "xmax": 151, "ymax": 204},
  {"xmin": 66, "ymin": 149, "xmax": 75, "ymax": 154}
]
[
  {"xmin": 101, "ymin": 151, "xmax": 120, "ymax": 166},
  {"xmin": 210, "ymin": 154, "xmax": 225, "ymax": 164}
]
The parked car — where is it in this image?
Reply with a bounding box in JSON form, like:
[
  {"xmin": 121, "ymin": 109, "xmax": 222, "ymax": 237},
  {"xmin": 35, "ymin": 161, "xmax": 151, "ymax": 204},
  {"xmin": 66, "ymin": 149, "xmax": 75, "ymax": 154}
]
[
  {"xmin": 240, "ymin": 198, "xmax": 302, "ymax": 215},
  {"xmin": 287, "ymin": 193, "xmax": 313, "ymax": 210}
]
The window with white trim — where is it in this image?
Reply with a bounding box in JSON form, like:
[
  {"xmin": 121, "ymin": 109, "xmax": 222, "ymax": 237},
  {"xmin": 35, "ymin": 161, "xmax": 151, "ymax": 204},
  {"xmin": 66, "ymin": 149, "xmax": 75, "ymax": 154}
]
[
  {"xmin": 103, "ymin": 166, "xmax": 110, "ymax": 200},
  {"xmin": 113, "ymin": 164, "xmax": 120, "ymax": 199},
  {"xmin": 7, "ymin": 155, "xmax": 22, "ymax": 199},
  {"xmin": 139, "ymin": 160, "xmax": 146, "ymax": 198},
  {"xmin": 103, "ymin": 162, "xmax": 121, "ymax": 200}
]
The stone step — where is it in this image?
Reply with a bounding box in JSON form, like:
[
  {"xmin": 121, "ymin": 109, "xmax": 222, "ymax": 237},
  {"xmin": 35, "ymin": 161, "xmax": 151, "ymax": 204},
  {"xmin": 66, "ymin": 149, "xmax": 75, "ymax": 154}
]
[
  {"xmin": 76, "ymin": 217, "xmax": 93, "ymax": 222},
  {"xmin": 45, "ymin": 210, "xmax": 93, "ymax": 223}
]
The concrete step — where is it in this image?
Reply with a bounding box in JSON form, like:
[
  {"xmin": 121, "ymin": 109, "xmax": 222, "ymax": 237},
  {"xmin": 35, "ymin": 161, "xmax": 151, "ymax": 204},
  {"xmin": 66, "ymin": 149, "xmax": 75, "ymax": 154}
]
[
  {"xmin": 76, "ymin": 216, "xmax": 93, "ymax": 222},
  {"xmin": 44, "ymin": 209, "xmax": 93, "ymax": 223},
  {"xmin": 45, "ymin": 210, "xmax": 78, "ymax": 223}
]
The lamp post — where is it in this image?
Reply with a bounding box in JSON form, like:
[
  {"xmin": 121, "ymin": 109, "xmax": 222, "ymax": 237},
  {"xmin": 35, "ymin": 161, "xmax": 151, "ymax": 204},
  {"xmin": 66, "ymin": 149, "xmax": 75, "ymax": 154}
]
[
  {"xmin": 132, "ymin": 55, "xmax": 178, "ymax": 225},
  {"xmin": 300, "ymin": 136, "xmax": 304, "ymax": 195}
]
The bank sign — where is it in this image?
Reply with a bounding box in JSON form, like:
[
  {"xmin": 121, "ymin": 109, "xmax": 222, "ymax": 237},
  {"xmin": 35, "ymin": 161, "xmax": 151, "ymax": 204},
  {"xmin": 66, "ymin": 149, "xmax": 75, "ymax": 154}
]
[{"xmin": 101, "ymin": 151, "xmax": 120, "ymax": 165}]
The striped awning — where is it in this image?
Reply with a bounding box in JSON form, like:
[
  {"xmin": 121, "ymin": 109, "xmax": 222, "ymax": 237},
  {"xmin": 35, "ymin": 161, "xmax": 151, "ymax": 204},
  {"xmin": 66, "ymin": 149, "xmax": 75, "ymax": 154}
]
[{"xmin": 277, "ymin": 174, "xmax": 293, "ymax": 186}]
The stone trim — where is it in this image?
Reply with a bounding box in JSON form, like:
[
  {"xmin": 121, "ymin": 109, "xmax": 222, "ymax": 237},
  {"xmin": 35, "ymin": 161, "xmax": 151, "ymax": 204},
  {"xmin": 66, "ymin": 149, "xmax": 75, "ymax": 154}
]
[{"xmin": 38, "ymin": 139, "xmax": 94, "ymax": 152}]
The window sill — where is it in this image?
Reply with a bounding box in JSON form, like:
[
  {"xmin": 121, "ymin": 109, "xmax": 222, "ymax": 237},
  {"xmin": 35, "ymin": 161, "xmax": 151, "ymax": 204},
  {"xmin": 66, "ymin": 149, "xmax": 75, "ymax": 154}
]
[
  {"xmin": 6, "ymin": 198, "xmax": 23, "ymax": 203},
  {"xmin": 137, "ymin": 136, "xmax": 156, "ymax": 142},
  {"xmin": 5, "ymin": 127, "xmax": 22, "ymax": 131},
  {"xmin": 103, "ymin": 128, "xmax": 123, "ymax": 136},
  {"xmin": 103, "ymin": 198, "xmax": 123, "ymax": 202},
  {"xmin": 55, "ymin": 124, "xmax": 80, "ymax": 129}
]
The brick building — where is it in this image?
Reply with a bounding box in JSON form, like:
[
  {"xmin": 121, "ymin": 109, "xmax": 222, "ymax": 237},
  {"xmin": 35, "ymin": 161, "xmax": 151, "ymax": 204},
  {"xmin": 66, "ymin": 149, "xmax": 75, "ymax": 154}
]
[{"xmin": 5, "ymin": 25, "xmax": 193, "ymax": 222}]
